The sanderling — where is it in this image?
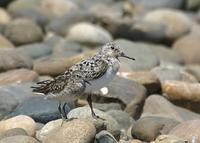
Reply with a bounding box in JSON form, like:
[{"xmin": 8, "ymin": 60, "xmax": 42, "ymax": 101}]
[{"xmin": 32, "ymin": 42, "xmax": 135, "ymax": 120}]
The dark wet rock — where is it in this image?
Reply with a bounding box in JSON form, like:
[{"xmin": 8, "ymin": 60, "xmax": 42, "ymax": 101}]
[
  {"xmin": 4, "ymin": 18, "xmax": 43, "ymax": 45},
  {"xmin": 93, "ymin": 76, "xmax": 146, "ymax": 119},
  {"xmin": 0, "ymin": 49, "xmax": 33, "ymax": 72},
  {"xmin": 17, "ymin": 43, "xmax": 52, "ymax": 59},
  {"xmin": 8, "ymin": 96, "xmax": 72, "ymax": 123},
  {"xmin": 0, "ymin": 69, "xmax": 38, "ymax": 85},
  {"xmin": 95, "ymin": 130, "xmax": 118, "ymax": 143},
  {"xmin": 131, "ymin": 116, "xmax": 180, "ymax": 142},
  {"xmin": 43, "ymin": 119, "xmax": 96, "ymax": 143},
  {"xmin": 115, "ymin": 39, "xmax": 160, "ymax": 71},
  {"xmin": 131, "ymin": 0, "xmax": 185, "ymax": 9},
  {"xmin": 185, "ymin": 0, "xmax": 200, "ymax": 10}
]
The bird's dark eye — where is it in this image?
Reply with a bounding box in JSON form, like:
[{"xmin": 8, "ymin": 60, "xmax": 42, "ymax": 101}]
[{"xmin": 111, "ymin": 46, "xmax": 114, "ymax": 49}]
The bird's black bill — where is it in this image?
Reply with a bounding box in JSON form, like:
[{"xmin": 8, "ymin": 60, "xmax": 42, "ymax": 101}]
[
  {"xmin": 121, "ymin": 53, "xmax": 135, "ymax": 61},
  {"xmin": 84, "ymin": 80, "xmax": 91, "ymax": 85}
]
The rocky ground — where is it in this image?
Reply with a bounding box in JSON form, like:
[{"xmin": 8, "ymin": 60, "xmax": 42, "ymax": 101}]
[{"xmin": 0, "ymin": 0, "xmax": 200, "ymax": 143}]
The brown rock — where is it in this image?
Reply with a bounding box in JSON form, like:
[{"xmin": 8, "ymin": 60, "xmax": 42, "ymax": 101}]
[
  {"xmin": 162, "ymin": 80, "xmax": 200, "ymax": 102},
  {"xmin": 0, "ymin": 35, "xmax": 14, "ymax": 48},
  {"xmin": 143, "ymin": 95, "xmax": 200, "ymax": 122},
  {"xmin": 0, "ymin": 69, "xmax": 38, "ymax": 85},
  {"xmin": 0, "ymin": 48, "xmax": 33, "ymax": 72},
  {"xmin": 173, "ymin": 33, "xmax": 200, "ymax": 64},
  {"xmin": 0, "ymin": 135, "xmax": 39, "ymax": 143},
  {"xmin": 170, "ymin": 120, "xmax": 200, "ymax": 142},
  {"xmin": 34, "ymin": 50, "xmax": 95, "ymax": 76},
  {"xmin": 43, "ymin": 119, "xmax": 96, "ymax": 143},
  {"xmin": 0, "ymin": 115, "xmax": 36, "ymax": 136}
]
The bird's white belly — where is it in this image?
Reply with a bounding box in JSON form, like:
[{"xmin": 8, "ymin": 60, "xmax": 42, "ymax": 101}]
[{"xmin": 85, "ymin": 66, "xmax": 118, "ymax": 92}]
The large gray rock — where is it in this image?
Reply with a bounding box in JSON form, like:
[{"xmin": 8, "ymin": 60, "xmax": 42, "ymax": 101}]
[
  {"xmin": 115, "ymin": 39, "xmax": 159, "ymax": 71},
  {"xmin": 4, "ymin": 18, "xmax": 43, "ymax": 45},
  {"xmin": 0, "ymin": 49, "xmax": 33, "ymax": 72},
  {"xmin": 8, "ymin": 96, "xmax": 72, "ymax": 123},
  {"xmin": 17, "ymin": 43, "xmax": 52, "ymax": 59},
  {"xmin": 0, "ymin": 83, "xmax": 36, "ymax": 119}
]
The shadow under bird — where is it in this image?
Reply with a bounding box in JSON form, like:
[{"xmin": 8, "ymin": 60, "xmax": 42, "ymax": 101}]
[{"xmin": 32, "ymin": 42, "xmax": 135, "ymax": 120}]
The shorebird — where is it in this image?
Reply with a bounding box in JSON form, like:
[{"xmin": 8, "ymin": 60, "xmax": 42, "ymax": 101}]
[
  {"xmin": 32, "ymin": 70, "xmax": 91, "ymax": 120},
  {"xmin": 32, "ymin": 42, "xmax": 135, "ymax": 119}
]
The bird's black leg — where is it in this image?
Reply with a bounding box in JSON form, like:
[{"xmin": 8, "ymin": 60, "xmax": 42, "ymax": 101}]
[
  {"xmin": 63, "ymin": 103, "xmax": 68, "ymax": 119},
  {"xmin": 87, "ymin": 94, "xmax": 104, "ymax": 120},
  {"xmin": 58, "ymin": 101, "xmax": 63, "ymax": 118}
]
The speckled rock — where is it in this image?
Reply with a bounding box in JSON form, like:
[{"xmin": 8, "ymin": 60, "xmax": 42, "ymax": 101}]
[
  {"xmin": 0, "ymin": 69, "xmax": 38, "ymax": 85},
  {"xmin": 4, "ymin": 18, "xmax": 43, "ymax": 45},
  {"xmin": 43, "ymin": 119, "xmax": 96, "ymax": 143},
  {"xmin": 0, "ymin": 49, "xmax": 33, "ymax": 72},
  {"xmin": 0, "ymin": 115, "xmax": 36, "ymax": 136},
  {"xmin": 66, "ymin": 22, "xmax": 112, "ymax": 46}
]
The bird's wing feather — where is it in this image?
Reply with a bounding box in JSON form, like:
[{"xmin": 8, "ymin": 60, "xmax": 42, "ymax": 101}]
[
  {"xmin": 69, "ymin": 55, "xmax": 109, "ymax": 80},
  {"xmin": 31, "ymin": 74, "xmax": 69, "ymax": 95}
]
